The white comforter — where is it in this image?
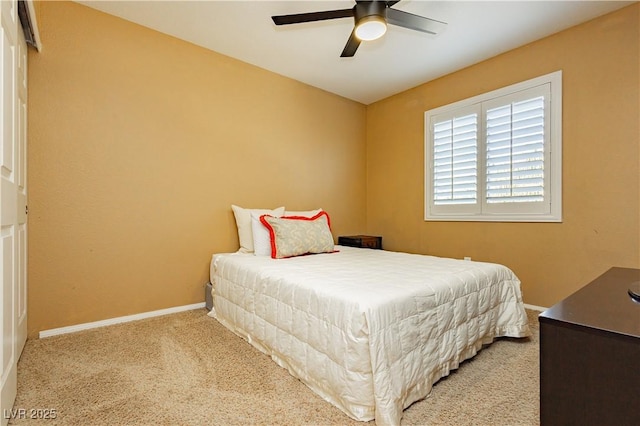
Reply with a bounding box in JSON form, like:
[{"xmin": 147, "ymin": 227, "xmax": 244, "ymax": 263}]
[{"xmin": 209, "ymin": 246, "xmax": 530, "ymax": 425}]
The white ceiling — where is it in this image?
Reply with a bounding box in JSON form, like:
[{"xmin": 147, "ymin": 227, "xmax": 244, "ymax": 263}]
[{"xmin": 78, "ymin": 1, "xmax": 634, "ymax": 105}]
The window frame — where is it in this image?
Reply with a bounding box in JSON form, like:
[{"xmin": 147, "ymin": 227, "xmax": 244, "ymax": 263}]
[{"xmin": 424, "ymin": 71, "xmax": 562, "ymax": 222}]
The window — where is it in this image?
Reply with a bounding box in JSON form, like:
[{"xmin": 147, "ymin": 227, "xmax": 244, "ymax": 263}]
[{"xmin": 425, "ymin": 71, "xmax": 562, "ymax": 222}]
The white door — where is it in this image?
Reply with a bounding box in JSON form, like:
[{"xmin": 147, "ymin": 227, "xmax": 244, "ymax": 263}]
[
  {"xmin": 15, "ymin": 12, "xmax": 27, "ymax": 360},
  {"xmin": 0, "ymin": 0, "xmax": 25, "ymax": 422}
]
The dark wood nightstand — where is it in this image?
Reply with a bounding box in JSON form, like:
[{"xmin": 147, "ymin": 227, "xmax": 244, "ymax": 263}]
[
  {"xmin": 338, "ymin": 235, "xmax": 382, "ymax": 250},
  {"xmin": 539, "ymin": 267, "xmax": 640, "ymax": 425}
]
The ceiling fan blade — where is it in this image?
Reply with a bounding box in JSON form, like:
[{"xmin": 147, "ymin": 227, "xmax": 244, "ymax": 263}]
[
  {"xmin": 386, "ymin": 8, "xmax": 447, "ymax": 35},
  {"xmin": 357, "ymin": 0, "xmax": 400, "ymax": 4},
  {"xmin": 340, "ymin": 29, "xmax": 361, "ymax": 58},
  {"xmin": 272, "ymin": 8, "xmax": 353, "ymax": 26}
]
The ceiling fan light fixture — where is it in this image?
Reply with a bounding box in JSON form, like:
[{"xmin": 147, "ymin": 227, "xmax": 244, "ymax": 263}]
[
  {"xmin": 272, "ymin": 0, "xmax": 447, "ymax": 57},
  {"xmin": 355, "ymin": 15, "xmax": 387, "ymax": 41}
]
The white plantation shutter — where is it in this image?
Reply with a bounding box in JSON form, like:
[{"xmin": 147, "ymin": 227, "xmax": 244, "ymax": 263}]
[
  {"xmin": 483, "ymin": 84, "xmax": 551, "ymax": 215},
  {"xmin": 425, "ymin": 71, "xmax": 562, "ymax": 222},
  {"xmin": 433, "ymin": 113, "xmax": 478, "ymax": 205},
  {"xmin": 485, "ymin": 97, "xmax": 545, "ymax": 203}
]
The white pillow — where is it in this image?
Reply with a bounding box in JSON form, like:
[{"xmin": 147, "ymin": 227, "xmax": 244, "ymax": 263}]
[
  {"xmin": 284, "ymin": 208, "xmax": 323, "ymax": 218},
  {"xmin": 231, "ymin": 205, "xmax": 285, "ymax": 253},
  {"xmin": 251, "ymin": 212, "xmax": 273, "ymax": 256}
]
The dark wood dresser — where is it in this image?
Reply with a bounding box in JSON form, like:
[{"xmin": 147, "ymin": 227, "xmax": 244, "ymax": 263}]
[
  {"xmin": 338, "ymin": 235, "xmax": 382, "ymax": 250},
  {"xmin": 539, "ymin": 267, "xmax": 640, "ymax": 426}
]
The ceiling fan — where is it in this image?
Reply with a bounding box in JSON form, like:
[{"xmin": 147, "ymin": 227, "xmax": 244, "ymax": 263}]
[{"xmin": 271, "ymin": 1, "xmax": 447, "ymax": 58}]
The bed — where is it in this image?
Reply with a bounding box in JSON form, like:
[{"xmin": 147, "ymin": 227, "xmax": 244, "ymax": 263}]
[{"xmin": 208, "ymin": 244, "xmax": 530, "ymax": 425}]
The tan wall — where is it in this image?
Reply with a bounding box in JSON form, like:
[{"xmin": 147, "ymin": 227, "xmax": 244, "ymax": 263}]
[
  {"xmin": 28, "ymin": 2, "xmax": 640, "ymax": 334},
  {"xmin": 27, "ymin": 2, "xmax": 367, "ymax": 335},
  {"xmin": 366, "ymin": 4, "xmax": 640, "ymax": 308}
]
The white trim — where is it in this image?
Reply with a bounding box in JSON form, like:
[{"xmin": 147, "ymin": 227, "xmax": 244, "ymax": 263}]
[
  {"xmin": 425, "ymin": 70, "xmax": 562, "ymax": 222},
  {"xmin": 26, "ymin": 0, "xmax": 42, "ymax": 51},
  {"xmin": 523, "ymin": 303, "xmax": 548, "ymax": 312},
  {"xmin": 425, "ymin": 71, "xmax": 561, "ymax": 117},
  {"xmin": 39, "ymin": 302, "xmax": 206, "ymax": 338}
]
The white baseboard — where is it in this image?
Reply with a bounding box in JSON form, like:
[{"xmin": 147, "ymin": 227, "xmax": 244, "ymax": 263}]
[
  {"xmin": 39, "ymin": 302, "xmax": 206, "ymax": 339},
  {"xmin": 523, "ymin": 303, "xmax": 548, "ymax": 312},
  {"xmin": 39, "ymin": 301, "xmax": 546, "ymax": 338}
]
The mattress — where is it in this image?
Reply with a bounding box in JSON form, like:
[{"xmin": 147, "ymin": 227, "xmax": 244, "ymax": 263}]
[{"xmin": 208, "ymin": 246, "xmax": 530, "ymax": 425}]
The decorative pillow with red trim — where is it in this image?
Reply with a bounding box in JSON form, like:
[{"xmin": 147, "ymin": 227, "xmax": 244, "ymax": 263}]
[{"xmin": 260, "ymin": 211, "xmax": 334, "ymax": 259}]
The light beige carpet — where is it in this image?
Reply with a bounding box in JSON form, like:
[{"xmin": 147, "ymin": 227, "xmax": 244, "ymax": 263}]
[{"xmin": 11, "ymin": 309, "xmax": 540, "ymax": 425}]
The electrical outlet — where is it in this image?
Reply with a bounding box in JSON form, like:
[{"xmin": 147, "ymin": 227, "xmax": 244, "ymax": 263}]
[{"xmin": 464, "ymin": 257, "xmax": 471, "ymax": 261}]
